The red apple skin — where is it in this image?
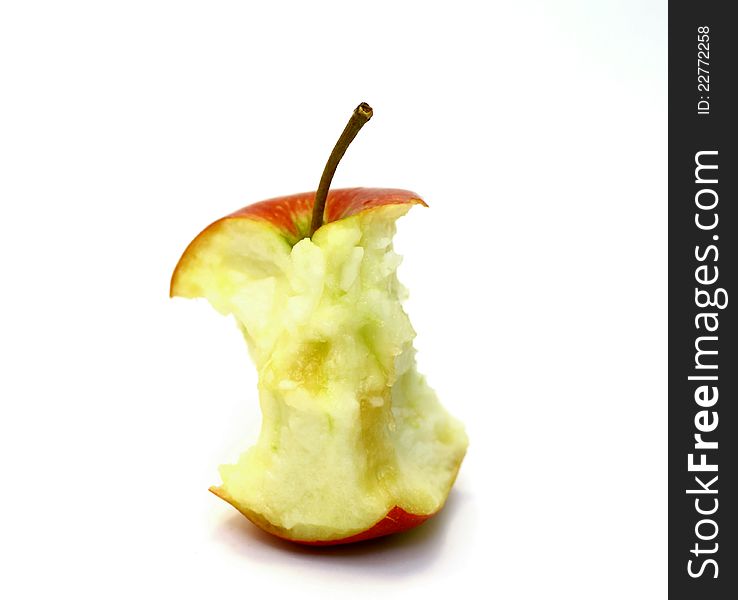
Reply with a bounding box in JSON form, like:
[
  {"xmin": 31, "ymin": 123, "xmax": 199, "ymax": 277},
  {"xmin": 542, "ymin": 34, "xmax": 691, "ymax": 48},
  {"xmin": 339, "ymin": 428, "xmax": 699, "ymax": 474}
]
[
  {"xmin": 298, "ymin": 508, "xmax": 432, "ymax": 546},
  {"xmin": 170, "ymin": 188, "xmax": 426, "ymax": 298},
  {"xmin": 228, "ymin": 187, "xmax": 426, "ymax": 234},
  {"xmin": 173, "ymin": 187, "xmax": 454, "ymax": 545}
]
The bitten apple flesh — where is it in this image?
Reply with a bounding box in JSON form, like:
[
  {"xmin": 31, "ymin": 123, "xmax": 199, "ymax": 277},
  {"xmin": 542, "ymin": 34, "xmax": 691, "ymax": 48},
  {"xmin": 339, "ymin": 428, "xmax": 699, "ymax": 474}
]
[{"xmin": 171, "ymin": 188, "xmax": 467, "ymax": 544}]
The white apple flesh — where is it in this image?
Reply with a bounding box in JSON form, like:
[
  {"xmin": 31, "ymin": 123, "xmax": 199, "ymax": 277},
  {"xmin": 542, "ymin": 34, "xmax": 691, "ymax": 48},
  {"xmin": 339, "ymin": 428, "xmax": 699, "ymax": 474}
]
[{"xmin": 172, "ymin": 189, "xmax": 467, "ymax": 544}]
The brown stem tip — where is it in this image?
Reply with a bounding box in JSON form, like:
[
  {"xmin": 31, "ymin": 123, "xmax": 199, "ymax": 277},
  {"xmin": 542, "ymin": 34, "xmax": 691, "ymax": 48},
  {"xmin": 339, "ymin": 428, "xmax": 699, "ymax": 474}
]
[{"xmin": 309, "ymin": 102, "xmax": 374, "ymax": 237}]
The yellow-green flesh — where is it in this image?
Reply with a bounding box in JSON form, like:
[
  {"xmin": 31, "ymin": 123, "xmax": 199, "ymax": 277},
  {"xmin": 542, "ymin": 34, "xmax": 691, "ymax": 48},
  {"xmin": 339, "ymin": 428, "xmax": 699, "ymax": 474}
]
[{"xmin": 176, "ymin": 204, "xmax": 468, "ymax": 541}]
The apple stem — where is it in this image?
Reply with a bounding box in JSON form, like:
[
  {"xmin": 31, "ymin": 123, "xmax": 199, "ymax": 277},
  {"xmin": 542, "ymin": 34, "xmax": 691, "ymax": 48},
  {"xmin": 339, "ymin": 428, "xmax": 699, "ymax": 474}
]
[{"xmin": 309, "ymin": 102, "xmax": 373, "ymax": 237}]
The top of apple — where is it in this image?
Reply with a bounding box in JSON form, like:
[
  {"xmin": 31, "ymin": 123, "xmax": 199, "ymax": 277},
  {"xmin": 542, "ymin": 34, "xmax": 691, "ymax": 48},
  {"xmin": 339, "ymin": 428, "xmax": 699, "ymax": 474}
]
[
  {"xmin": 171, "ymin": 102, "xmax": 427, "ymax": 299},
  {"xmin": 170, "ymin": 187, "xmax": 426, "ymax": 298},
  {"xmin": 226, "ymin": 186, "xmax": 426, "ymax": 242}
]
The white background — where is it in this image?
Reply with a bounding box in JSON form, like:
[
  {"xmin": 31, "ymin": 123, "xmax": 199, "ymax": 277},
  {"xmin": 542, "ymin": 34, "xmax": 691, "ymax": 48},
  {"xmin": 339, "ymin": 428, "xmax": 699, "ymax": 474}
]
[{"xmin": 0, "ymin": 1, "xmax": 666, "ymax": 598}]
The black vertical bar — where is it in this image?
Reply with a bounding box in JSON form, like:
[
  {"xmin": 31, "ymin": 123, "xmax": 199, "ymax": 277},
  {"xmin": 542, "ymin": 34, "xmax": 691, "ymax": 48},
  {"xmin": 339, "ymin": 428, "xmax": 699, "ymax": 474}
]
[{"xmin": 669, "ymin": 2, "xmax": 737, "ymax": 598}]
